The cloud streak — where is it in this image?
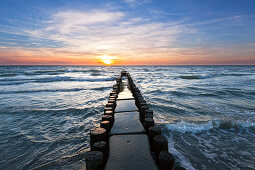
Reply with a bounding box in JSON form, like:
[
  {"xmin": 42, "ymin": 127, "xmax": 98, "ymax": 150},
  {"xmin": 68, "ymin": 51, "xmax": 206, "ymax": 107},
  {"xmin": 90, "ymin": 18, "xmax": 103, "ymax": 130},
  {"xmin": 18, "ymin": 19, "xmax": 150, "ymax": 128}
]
[
  {"xmin": 24, "ymin": 9, "xmax": 191, "ymax": 56},
  {"xmin": 0, "ymin": 7, "xmax": 255, "ymax": 65}
]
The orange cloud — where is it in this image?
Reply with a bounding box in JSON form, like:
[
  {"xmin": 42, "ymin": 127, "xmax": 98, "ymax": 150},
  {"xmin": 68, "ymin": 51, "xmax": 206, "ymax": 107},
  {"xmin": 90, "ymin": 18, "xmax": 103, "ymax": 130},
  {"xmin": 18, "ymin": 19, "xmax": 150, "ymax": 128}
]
[{"xmin": 1, "ymin": 46, "xmax": 254, "ymax": 65}]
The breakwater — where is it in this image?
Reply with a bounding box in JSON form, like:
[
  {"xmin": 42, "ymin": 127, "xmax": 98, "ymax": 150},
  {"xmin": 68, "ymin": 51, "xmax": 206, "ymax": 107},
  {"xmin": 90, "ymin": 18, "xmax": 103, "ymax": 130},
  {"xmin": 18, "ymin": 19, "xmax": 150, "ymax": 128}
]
[{"xmin": 85, "ymin": 71, "xmax": 185, "ymax": 170}]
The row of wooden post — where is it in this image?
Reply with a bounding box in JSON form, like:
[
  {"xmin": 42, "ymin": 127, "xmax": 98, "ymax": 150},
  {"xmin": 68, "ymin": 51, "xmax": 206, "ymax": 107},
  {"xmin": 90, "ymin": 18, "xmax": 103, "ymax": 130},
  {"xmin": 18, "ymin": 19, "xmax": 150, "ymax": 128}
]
[{"xmin": 85, "ymin": 73, "xmax": 122, "ymax": 170}]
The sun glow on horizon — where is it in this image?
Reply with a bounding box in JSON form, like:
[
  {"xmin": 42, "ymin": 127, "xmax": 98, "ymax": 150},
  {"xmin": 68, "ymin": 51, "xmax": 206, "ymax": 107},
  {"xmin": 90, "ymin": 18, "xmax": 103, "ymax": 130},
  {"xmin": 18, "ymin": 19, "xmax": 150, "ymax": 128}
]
[{"xmin": 99, "ymin": 55, "xmax": 116, "ymax": 65}]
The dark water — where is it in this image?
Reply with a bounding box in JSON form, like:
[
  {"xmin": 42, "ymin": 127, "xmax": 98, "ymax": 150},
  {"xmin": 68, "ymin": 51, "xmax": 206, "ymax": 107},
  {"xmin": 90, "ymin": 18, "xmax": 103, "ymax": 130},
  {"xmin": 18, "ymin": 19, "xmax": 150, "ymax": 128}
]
[{"xmin": 0, "ymin": 65, "xmax": 254, "ymax": 169}]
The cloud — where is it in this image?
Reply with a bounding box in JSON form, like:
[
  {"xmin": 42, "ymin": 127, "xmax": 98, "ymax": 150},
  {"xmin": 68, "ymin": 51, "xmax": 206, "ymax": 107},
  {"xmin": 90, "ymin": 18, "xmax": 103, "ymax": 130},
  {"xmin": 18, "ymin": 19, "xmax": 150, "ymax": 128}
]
[
  {"xmin": 124, "ymin": 0, "xmax": 150, "ymax": 6},
  {"xmin": 124, "ymin": 0, "xmax": 136, "ymax": 3},
  {"xmin": 1, "ymin": 44, "xmax": 254, "ymax": 65},
  {"xmin": 1, "ymin": 7, "xmax": 255, "ymax": 65},
  {"xmin": 47, "ymin": 10, "xmax": 124, "ymax": 34},
  {"xmin": 23, "ymin": 9, "xmax": 190, "ymax": 57},
  {"xmin": 0, "ymin": 46, "xmax": 101, "ymax": 65}
]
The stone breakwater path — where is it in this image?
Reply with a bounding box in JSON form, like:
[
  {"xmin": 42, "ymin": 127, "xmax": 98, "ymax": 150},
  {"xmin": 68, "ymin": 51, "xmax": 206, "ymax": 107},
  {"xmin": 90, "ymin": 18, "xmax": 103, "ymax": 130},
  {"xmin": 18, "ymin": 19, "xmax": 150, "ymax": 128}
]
[{"xmin": 85, "ymin": 71, "xmax": 185, "ymax": 170}]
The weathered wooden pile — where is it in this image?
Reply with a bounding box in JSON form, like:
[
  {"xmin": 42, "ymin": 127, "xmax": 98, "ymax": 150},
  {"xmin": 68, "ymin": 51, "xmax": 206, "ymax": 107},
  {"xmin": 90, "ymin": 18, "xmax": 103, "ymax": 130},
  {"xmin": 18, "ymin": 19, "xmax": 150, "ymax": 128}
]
[{"xmin": 85, "ymin": 71, "xmax": 185, "ymax": 170}]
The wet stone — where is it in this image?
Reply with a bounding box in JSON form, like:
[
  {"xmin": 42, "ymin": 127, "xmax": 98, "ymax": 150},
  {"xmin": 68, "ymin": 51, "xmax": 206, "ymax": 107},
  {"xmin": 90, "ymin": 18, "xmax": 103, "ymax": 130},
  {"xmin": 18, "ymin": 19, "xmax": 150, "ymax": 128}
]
[
  {"xmin": 110, "ymin": 112, "xmax": 145, "ymax": 135},
  {"xmin": 117, "ymin": 86, "xmax": 134, "ymax": 100},
  {"xmin": 105, "ymin": 134, "xmax": 158, "ymax": 170},
  {"xmin": 115, "ymin": 99, "xmax": 138, "ymax": 113}
]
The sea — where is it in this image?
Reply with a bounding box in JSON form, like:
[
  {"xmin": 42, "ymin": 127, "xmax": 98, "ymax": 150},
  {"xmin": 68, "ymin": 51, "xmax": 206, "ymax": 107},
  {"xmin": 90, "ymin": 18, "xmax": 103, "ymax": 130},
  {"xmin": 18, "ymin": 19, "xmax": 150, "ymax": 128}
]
[{"xmin": 0, "ymin": 65, "xmax": 254, "ymax": 170}]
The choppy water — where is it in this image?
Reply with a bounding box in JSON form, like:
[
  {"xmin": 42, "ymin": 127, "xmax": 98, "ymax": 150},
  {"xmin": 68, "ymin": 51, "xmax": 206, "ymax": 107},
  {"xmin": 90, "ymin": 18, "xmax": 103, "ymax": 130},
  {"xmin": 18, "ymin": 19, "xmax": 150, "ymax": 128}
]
[{"xmin": 0, "ymin": 65, "xmax": 254, "ymax": 170}]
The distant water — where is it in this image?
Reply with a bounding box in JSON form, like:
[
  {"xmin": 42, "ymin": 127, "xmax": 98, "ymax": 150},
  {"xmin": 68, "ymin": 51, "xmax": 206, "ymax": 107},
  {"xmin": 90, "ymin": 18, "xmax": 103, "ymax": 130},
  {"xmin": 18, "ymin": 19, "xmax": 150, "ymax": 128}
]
[{"xmin": 0, "ymin": 65, "xmax": 254, "ymax": 169}]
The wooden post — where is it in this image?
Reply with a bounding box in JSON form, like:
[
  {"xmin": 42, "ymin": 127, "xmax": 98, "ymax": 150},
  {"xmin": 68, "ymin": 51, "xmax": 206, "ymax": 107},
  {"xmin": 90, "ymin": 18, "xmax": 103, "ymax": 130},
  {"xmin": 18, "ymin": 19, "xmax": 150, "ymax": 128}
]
[
  {"xmin": 104, "ymin": 107, "xmax": 114, "ymax": 113},
  {"xmin": 104, "ymin": 110, "xmax": 114, "ymax": 116},
  {"xmin": 140, "ymin": 105, "xmax": 149, "ymax": 114},
  {"xmin": 108, "ymin": 99, "xmax": 116, "ymax": 106},
  {"xmin": 102, "ymin": 115, "xmax": 114, "ymax": 126},
  {"xmin": 139, "ymin": 102, "xmax": 147, "ymax": 107},
  {"xmin": 149, "ymin": 126, "xmax": 161, "ymax": 146},
  {"xmin": 159, "ymin": 151, "xmax": 174, "ymax": 170},
  {"xmin": 85, "ymin": 151, "xmax": 104, "ymax": 170},
  {"xmin": 140, "ymin": 107, "xmax": 150, "ymax": 122},
  {"xmin": 153, "ymin": 135, "xmax": 168, "ymax": 159},
  {"xmin": 144, "ymin": 118, "xmax": 154, "ymax": 133},
  {"xmin": 110, "ymin": 92, "xmax": 117, "ymax": 96},
  {"xmin": 109, "ymin": 97, "xmax": 117, "ymax": 101},
  {"xmin": 90, "ymin": 128, "xmax": 107, "ymax": 147},
  {"xmin": 140, "ymin": 109, "xmax": 153, "ymax": 122},
  {"xmin": 113, "ymin": 88, "xmax": 119, "ymax": 92},
  {"xmin": 100, "ymin": 121, "xmax": 111, "ymax": 133},
  {"xmin": 92, "ymin": 141, "xmax": 108, "ymax": 163},
  {"xmin": 106, "ymin": 103, "xmax": 115, "ymax": 109}
]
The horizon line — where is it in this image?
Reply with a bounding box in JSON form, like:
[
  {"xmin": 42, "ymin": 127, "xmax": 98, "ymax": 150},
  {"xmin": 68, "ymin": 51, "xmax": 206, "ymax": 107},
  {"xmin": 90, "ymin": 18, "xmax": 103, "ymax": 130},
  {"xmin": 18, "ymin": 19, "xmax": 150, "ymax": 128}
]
[{"xmin": 0, "ymin": 64, "xmax": 254, "ymax": 66}]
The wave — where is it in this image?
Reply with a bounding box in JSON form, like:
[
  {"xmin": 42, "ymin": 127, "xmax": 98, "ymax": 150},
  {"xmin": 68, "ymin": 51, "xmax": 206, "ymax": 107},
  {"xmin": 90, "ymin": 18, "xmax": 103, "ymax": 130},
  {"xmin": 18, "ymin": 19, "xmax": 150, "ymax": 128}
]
[
  {"xmin": 68, "ymin": 69, "xmax": 102, "ymax": 74},
  {"xmin": 90, "ymin": 72, "xmax": 102, "ymax": 76},
  {"xmin": 0, "ymin": 107, "xmax": 96, "ymax": 116},
  {"xmin": 34, "ymin": 147, "xmax": 90, "ymax": 169},
  {"xmin": 0, "ymin": 73, "xmax": 17, "ymax": 77},
  {"xmin": 221, "ymin": 73, "xmax": 252, "ymax": 77},
  {"xmin": 178, "ymin": 73, "xmax": 253, "ymax": 80},
  {"xmin": 87, "ymin": 69, "xmax": 101, "ymax": 72},
  {"xmin": 166, "ymin": 133, "xmax": 196, "ymax": 170},
  {"xmin": 179, "ymin": 75, "xmax": 213, "ymax": 80},
  {"xmin": 0, "ymin": 86, "xmax": 111, "ymax": 94},
  {"xmin": 212, "ymin": 88, "xmax": 255, "ymax": 98},
  {"xmin": 0, "ymin": 77, "xmax": 115, "ymax": 86},
  {"xmin": 91, "ymin": 87, "xmax": 111, "ymax": 91},
  {"xmin": 2, "ymin": 69, "xmax": 103, "ymax": 77},
  {"xmin": 0, "ymin": 108, "xmax": 94, "ymax": 169},
  {"xmin": 35, "ymin": 77, "xmax": 114, "ymax": 83},
  {"xmin": 24, "ymin": 70, "xmax": 66, "ymax": 75},
  {"xmin": 165, "ymin": 120, "xmax": 255, "ymax": 133},
  {"xmin": 166, "ymin": 121, "xmax": 214, "ymax": 133},
  {"xmin": 0, "ymin": 88, "xmax": 87, "ymax": 94},
  {"xmin": 150, "ymin": 89, "xmax": 164, "ymax": 94}
]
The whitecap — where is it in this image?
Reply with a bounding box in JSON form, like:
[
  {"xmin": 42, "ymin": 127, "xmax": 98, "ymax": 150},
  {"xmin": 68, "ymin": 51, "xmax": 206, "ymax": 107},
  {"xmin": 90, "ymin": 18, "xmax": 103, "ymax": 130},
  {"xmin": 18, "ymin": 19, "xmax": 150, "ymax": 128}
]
[
  {"xmin": 165, "ymin": 121, "xmax": 215, "ymax": 133},
  {"xmin": 165, "ymin": 120, "xmax": 255, "ymax": 133},
  {"xmin": 166, "ymin": 133, "xmax": 196, "ymax": 170}
]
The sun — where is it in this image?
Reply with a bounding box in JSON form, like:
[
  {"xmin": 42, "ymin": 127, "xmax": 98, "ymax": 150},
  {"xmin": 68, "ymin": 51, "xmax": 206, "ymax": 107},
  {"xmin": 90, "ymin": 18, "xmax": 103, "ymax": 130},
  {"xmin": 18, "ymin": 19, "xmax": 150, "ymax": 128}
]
[{"xmin": 99, "ymin": 55, "xmax": 116, "ymax": 65}]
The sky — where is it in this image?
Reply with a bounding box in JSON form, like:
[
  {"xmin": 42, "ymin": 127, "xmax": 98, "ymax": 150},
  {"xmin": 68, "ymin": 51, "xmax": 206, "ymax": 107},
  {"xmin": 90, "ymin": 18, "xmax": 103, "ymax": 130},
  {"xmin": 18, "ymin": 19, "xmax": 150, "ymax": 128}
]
[{"xmin": 0, "ymin": 0, "xmax": 255, "ymax": 65}]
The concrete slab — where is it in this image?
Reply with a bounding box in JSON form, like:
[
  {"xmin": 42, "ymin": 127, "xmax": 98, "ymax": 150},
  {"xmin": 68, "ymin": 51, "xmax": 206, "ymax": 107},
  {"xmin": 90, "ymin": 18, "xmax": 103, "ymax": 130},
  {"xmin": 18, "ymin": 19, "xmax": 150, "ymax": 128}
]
[
  {"xmin": 105, "ymin": 134, "xmax": 158, "ymax": 170},
  {"xmin": 115, "ymin": 99, "xmax": 138, "ymax": 113},
  {"xmin": 117, "ymin": 87, "xmax": 134, "ymax": 100},
  {"xmin": 121, "ymin": 80, "xmax": 128, "ymax": 84},
  {"xmin": 110, "ymin": 112, "xmax": 145, "ymax": 135}
]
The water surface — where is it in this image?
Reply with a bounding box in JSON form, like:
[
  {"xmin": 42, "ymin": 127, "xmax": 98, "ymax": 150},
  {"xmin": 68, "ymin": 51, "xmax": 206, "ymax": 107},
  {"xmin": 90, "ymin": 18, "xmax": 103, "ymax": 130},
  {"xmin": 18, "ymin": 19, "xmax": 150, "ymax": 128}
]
[{"xmin": 0, "ymin": 65, "xmax": 254, "ymax": 169}]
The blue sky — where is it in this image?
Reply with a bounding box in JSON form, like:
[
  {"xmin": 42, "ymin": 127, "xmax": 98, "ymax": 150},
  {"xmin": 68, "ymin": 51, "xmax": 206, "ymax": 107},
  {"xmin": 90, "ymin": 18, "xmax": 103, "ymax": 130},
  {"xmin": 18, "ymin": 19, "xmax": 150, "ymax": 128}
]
[{"xmin": 0, "ymin": 0, "xmax": 255, "ymax": 65}]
